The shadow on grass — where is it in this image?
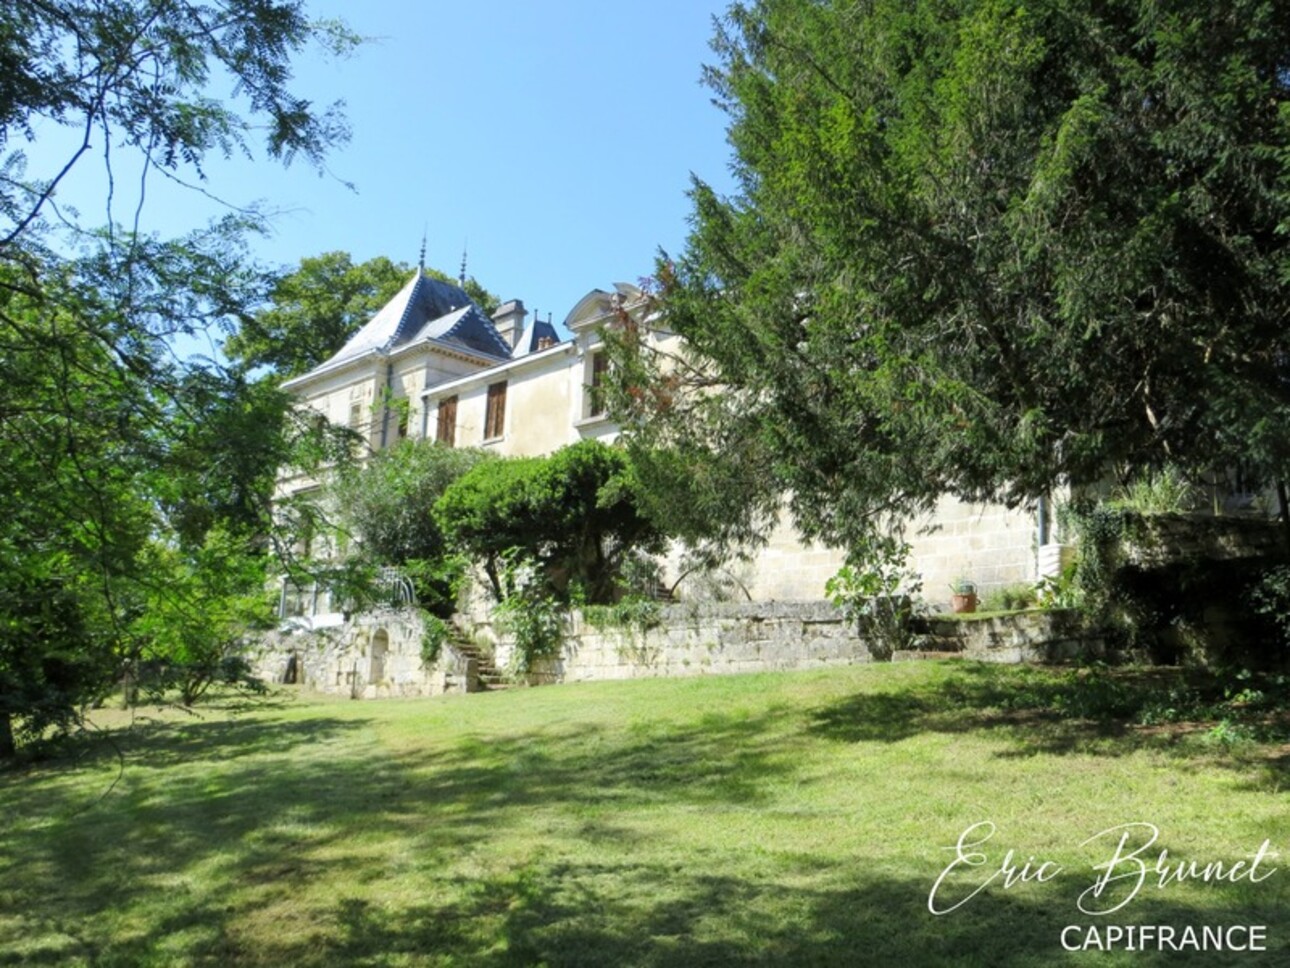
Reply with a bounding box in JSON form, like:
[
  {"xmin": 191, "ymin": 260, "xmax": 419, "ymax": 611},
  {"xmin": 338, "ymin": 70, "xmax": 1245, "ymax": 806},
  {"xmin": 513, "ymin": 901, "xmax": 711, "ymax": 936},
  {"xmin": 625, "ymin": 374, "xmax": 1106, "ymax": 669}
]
[
  {"xmin": 809, "ymin": 663, "xmax": 1290, "ymax": 777},
  {"xmin": 306, "ymin": 864, "xmax": 1288, "ymax": 967},
  {"xmin": 1, "ymin": 676, "xmax": 1287, "ymax": 966},
  {"xmin": 13, "ymin": 856, "xmax": 1281, "ymax": 967},
  {"xmin": 0, "ymin": 703, "xmax": 809, "ymax": 965}
]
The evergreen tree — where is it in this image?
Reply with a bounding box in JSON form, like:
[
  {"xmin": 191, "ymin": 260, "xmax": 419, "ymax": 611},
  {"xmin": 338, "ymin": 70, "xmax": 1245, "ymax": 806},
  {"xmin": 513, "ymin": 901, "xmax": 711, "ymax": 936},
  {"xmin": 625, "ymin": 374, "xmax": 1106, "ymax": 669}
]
[{"xmin": 624, "ymin": 0, "xmax": 1290, "ymax": 556}]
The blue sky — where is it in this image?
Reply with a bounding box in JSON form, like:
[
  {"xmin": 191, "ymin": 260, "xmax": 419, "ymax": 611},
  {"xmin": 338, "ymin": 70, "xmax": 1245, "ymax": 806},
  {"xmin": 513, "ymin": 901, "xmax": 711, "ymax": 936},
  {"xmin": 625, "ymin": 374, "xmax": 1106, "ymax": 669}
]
[{"xmin": 28, "ymin": 0, "xmax": 737, "ymax": 341}]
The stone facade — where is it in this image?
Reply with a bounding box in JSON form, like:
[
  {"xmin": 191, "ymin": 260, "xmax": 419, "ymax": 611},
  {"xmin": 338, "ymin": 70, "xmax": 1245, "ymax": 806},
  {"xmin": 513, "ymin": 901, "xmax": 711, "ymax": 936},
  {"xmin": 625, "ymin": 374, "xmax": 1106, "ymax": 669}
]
[{"xmin": 735, "ymin": 496, "xmax": 1044, "ymax": 605}]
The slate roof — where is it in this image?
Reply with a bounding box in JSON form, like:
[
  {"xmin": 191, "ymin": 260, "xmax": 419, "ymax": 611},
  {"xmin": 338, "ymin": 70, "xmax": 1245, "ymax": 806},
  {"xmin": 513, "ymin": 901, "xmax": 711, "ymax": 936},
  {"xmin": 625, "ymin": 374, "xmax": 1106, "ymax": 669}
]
[
  {"xmin": 510, "ymin": 315, "xmax": 562, "ymax": 358},
  {"xmin": 294, "ymin": 272, "xmax": 511, "ymax": 383},
  {"xmin": 404, "ymin": 303, "xmax": 514, "ymax": 358}
]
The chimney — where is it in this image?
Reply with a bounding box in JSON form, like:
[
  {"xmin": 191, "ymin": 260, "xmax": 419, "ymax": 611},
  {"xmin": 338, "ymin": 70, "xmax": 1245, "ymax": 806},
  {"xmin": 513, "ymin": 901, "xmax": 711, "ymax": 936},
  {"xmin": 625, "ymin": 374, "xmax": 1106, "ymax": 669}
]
[{"xmin": 491, "ymin": 299, "xmax": 526, "ymax": 350}]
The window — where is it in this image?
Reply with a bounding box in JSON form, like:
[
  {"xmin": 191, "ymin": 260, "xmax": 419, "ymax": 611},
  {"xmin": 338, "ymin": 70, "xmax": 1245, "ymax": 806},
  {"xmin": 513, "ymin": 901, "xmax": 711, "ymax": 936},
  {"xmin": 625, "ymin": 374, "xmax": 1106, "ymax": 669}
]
[
  {"xmin": 396, "ymin": 403, "xmax": 409, "ymax": 439},
  {"xmin": 436, "ymin": 395, "xmax": 457, "ymax": 446},
  {"xmin": 588, "ymin": 351, "xmax": 609, "ymax": 418},
  {"xmin": 484, "ymin": 381, "xmax": 507, "ymax": 440}
]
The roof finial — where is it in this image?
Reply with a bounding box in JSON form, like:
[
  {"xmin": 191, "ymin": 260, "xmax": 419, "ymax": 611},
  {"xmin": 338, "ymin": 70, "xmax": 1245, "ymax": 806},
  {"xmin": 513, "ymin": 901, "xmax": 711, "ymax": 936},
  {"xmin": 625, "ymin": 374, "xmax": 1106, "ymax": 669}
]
[
  {"xmin": 418, "ymin": 225, "xmax": 427, "ymax": 272},
  {"xmin": 459, "ymin": 239, "xmax": 468, "ymax": 287}
]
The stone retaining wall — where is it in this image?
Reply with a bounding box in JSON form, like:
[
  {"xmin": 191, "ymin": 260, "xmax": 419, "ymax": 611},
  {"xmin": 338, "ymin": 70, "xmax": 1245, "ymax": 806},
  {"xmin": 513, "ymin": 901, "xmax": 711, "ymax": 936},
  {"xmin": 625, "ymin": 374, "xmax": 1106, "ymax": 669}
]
[
  {"xmin": 915, "ymin": 609, "xmax": 1101, "ymax": 664},
  {"xmin": 247, "ymin": 608, "xmax": 465, "ymax": 698},
  {"xmin": 1124, "ymin": 513, "xmax": 1283, "ymax": 567},
  {"xmin": 248, "ymin": 601, "xmax": 1101, "ymax": 699},
  {"xmin": 484, "ymin": 601, "xmax": 876, "ymax": 683}
]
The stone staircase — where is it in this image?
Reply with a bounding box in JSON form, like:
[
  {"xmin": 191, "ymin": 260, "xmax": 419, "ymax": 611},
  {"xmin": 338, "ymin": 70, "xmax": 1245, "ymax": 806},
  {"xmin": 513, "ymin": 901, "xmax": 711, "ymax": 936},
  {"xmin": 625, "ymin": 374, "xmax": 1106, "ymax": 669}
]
[
  {"xmin": 445, "ymin": 638, "xmax": 512, "ymax": 692},
  {"xmin": 889, "ymin": 618, "xmax": 965, "ymax": 662},
  {"xmin": 894, "ymin": 610, "xmax": 1098, "ymax": 663}
]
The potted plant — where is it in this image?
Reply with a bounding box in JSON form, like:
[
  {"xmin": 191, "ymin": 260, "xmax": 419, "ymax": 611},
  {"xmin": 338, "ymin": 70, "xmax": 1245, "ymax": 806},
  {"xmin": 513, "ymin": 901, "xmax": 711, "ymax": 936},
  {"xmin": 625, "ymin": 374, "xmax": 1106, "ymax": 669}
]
[{"xmin": 950, "ymin": 578, "xmax": 977, "ymax": 614}]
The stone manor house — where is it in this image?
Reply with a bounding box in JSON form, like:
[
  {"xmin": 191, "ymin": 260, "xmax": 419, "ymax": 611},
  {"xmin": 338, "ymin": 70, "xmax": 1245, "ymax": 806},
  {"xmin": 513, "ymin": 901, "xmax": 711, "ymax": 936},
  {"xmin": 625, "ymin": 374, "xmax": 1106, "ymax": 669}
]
[{"xmin": 275, "ymin": 268, "xmax": 1060, "ymax": 630}]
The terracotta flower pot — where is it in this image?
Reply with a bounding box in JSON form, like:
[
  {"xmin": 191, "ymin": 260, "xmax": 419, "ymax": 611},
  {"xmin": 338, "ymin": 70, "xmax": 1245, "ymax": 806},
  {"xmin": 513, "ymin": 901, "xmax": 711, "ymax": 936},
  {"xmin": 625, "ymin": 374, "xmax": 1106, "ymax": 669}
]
[{"xmin": 950, "ymin": 592, "xmax": 977, "ymax": 614}]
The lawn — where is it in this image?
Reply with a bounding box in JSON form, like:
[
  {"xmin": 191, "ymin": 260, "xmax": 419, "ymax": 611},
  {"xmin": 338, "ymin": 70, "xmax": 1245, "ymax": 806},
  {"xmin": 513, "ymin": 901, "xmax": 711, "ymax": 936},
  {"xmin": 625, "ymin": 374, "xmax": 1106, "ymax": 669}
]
[{"xmin": 1, "ymin": 661, "xmax": 1287, "ymax": 966}]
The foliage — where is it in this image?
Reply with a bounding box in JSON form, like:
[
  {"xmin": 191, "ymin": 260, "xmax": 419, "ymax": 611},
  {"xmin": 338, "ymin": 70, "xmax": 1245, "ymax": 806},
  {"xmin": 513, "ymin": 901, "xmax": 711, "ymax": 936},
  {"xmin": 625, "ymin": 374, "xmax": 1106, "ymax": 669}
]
[
  {"xmin": 593, "ymin": 286, "xmax": 779, "ymax": 580},
  {"xmin": 224, "ymin": 253, "xmax": 410, "ymax": 377},
  {"xmin": 436, "ymin": 440, "xmax": 666, "ymax": 604},
  {"xmin": 492, "ymin": 556, "xmax": 567, "ymax": 674},
  {"xmin": 980, "ymin": 583, "xmax": 1039, "ymax": 613},
  {"xmin": 600, "ymin": 291, "xmax": 783, "ymax": 568},
  {"xmin": 329, "ymin": 441, "xmax": 488, "ymax": 615},
  {"xmin": 332, "ymin": 442, "xmax": 488, "ymax": 566},
  {"xmin": 1061, "ymin": 502, "xmax": 1290, "ymax": 667},
  {"xmin": 128, "ymin": 528, "xmax": 276, "ymax": 706},
  {"xmin": 635, "ymin": 0, "xmax": 1290, "ymax": 565},
  {"xmin": 582, "ymin": 596, "xmax": 663, "ymax": 637},
  {"xmin": 0, "ymin": 1, "xmax": 356, "ymax": 246},
  {"xmin": 993, "ymin": 663, "xmax": 1290, "ymax": 742},
  {"xmin": 824, "ymin": 529, "xmax": 922, "ymax": 660},
  {"xmin": 0, "ymin": 1, "xmax": 355, "ymax": 754},
  {"xmin": 0, "ymin": 564, "xmax": 116, "ymax": 757},
  {"xmin": 420, "ymin": 613, "xmax": 452, "ymax": 667},
  {"xmin": 1035, "ymin": 563, "xmax": 1081, "ymax": 610},
  {"xmin": 1061, "ymin": 503, "xmax": 1132, "ymax": 629},
  {"xmin": 224, "ymin": 252, "xmax": 501, "ymax": 378},
  {"xmin": 160, "ymin": 367, "xmax": 308, "ymax": 547},
  {"xmin": 1249, "ymin": 564, "xmax": 1290, "ymax": 651},
  {"xmin": 1110, "ymin": 465, "xmax": 1200, "ymax": 516}
]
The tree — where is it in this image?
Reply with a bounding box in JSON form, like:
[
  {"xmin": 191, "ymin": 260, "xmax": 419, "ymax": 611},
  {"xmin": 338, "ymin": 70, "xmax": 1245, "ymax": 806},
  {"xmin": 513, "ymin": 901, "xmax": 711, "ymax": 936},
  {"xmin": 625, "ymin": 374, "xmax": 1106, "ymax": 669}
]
[
  {"xmin": 0, "ymin": 260, "xmax": 158, "ymax": 750},
  {"xmin": 328, "ymin": 440, "xmax": 490, "ymax": 615},
  {"xmin": 1, "ymin": 1, "xmax": 355, "ymax": 257},
  {"xmin": 435, "ymin": 440, "xmax": 665, "ymax": 604},
  {"xmin": 224, "ymin": 252, "xmax": 502, "ymax": 378},
  {"xmin": 0, "ymin": 1, "xmax": 356, "ymax": 755},
  {"xmin": 628, "ymin": 0, "xmax": 1290, "ymax": 558},
  {"xmin": 600, "ymin": 289, "xmax": 782, "ymax": 568}
]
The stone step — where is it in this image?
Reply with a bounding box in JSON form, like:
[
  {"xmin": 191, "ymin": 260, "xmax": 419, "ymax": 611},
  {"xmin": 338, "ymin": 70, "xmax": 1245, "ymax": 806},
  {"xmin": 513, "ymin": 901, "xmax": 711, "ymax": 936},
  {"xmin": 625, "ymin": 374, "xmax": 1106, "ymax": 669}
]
[
  {"xmin": 444, "ymin": 638, "xmax": 509, "ymax": 691},
  {"xmin": 891, "ymin": 650, "xmax": 965, "ymax": 662}
]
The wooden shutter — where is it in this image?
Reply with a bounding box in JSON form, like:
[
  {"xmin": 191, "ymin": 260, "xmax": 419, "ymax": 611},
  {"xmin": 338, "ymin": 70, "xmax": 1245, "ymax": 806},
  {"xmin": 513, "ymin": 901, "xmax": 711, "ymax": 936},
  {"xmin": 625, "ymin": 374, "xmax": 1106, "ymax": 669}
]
[
  {"xmin": 485, "ymin": 382, "xmax": 507, "ymax": 439},
  {"xmin": 436, "ymin": 395, "xmax": 457, "ymax": 446}
]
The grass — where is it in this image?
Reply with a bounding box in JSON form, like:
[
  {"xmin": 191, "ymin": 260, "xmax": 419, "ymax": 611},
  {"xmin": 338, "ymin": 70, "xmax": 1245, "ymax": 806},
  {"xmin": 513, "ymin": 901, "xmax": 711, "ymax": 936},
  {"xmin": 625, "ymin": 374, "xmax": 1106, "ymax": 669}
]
[{"xmin": 2, "ymin": 662, "xmax": 1289, "ymax": 966}]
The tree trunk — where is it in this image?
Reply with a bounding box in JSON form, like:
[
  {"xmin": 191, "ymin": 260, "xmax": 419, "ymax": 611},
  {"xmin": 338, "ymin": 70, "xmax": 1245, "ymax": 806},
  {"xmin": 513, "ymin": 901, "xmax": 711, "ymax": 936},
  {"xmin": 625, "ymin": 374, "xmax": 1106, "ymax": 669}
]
[
  {"xmin": 121, "ymin": 667, "xmax": 138, "ymax": 709},
  {"xmin": 0, "ymin": 710, "xmax": 15, "ymax": 761},
  {"xmin": 1278, "ymin": 479, "xmax": 1290, "ymax": 556}
]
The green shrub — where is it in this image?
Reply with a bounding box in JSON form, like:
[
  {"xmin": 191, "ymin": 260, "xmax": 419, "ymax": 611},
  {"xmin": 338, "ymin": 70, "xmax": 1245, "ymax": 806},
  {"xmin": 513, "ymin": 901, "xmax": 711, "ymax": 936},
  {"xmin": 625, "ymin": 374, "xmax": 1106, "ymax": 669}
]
[
  {"xmin": 329, "ymin": 441, "xmax": 489, "ymax": 615},
  {"xmin": 981, "ymin": 582, "xmax": 1038, "ymax": 613},
  {"xmin": 825, "ymin": 531, "xmax": 922, "ymax": 660},
  {"xmin": 1249, "ymin": 564, "xmax": 1290, "ymax": 652},
  {"xmin": 420, "ymin": 613, "xmax": 451, "ymax": 667},
  {"xmin": 583, "ymin": 595, "xmax": 662, "ymax": 635},
  {"xmin": 1111, "ymin": 465, "xmax": 1198, "ymax": 515},
  {"xmin": 436, "ymin": 440, "xmax": 665, "ymax": 604},
  {"xmin": 478, "ymin": 552, "xmax": 564, "ymax": 674}
]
